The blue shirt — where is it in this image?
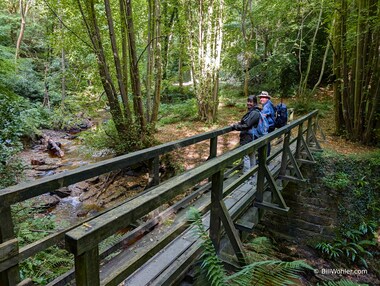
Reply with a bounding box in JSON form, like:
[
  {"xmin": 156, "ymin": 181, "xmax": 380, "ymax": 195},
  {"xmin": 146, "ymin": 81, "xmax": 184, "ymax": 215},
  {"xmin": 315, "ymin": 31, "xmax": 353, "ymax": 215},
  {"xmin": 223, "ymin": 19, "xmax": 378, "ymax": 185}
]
[{"xmin": 261, "ymin": 100, "xmax": 275, "ymax": 128}]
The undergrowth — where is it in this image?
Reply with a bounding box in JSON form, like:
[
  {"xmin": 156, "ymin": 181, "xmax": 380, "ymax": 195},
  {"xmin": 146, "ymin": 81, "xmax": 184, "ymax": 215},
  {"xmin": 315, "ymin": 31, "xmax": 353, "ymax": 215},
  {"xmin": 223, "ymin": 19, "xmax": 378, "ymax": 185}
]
[
  {"xmin": 313, "ymin": 151, "xmax": 380, "ymax": 271},
  {"xmin": 187, "ymin": 207, "xmax": 313, "ymax": 286},
  {"xmin": 12, "ymin": 201, "xmax": 74, "ymax": 285}
]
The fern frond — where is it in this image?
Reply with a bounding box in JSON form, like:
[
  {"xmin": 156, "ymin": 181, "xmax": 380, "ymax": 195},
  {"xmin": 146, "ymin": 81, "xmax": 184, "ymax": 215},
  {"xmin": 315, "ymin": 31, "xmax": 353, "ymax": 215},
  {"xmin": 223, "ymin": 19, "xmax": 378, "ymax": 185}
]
[
  {"xmin": 187, "ymin": 207, "xmax": 226, "ymax": 286},
  {"xmin": 225, "ymin": 259, "xmax": 313, "ymax": 286}
]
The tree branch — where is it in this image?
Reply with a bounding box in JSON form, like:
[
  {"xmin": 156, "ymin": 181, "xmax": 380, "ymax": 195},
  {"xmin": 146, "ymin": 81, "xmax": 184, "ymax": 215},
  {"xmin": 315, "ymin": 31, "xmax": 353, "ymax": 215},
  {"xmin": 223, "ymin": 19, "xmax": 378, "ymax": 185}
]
[{"xmin": 42, "ymin": 0, "xmax": 94, "ymax": 51}]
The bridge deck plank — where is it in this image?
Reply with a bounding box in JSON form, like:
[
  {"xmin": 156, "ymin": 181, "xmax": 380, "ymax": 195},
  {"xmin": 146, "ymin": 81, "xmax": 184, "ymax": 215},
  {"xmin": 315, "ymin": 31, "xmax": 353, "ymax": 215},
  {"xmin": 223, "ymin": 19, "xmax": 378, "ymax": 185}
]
[
  {"xmin": 107, "ymin": 140, "xmax": 303, "ymax": 286},
  {"xmin": 121, "ymin": 142, "xmax": 292, "ymax": 286}
]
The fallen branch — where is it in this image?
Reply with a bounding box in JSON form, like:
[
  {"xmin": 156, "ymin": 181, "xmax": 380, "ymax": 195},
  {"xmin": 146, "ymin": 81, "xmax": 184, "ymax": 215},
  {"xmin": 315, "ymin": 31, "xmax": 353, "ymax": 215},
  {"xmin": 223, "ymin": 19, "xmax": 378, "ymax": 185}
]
[{"xmin": 43, "ymin": 135, "xmax": 64, "ymax": 158}]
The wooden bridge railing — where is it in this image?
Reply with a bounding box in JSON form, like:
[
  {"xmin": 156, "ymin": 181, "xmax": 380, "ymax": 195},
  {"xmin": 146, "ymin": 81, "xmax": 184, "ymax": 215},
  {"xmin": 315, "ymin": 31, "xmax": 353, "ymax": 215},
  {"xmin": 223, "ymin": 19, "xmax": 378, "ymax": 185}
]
[
  {"xmin": 65, "ymin": 110, "xmax": 321, "ymax": 286},
  {"xmin": 0, "ymin": 125, "xmax": 232, "ymax": 286},
  {"xmin": 0, "ymin": 110, "xmax": 321, "ymax": 286}
]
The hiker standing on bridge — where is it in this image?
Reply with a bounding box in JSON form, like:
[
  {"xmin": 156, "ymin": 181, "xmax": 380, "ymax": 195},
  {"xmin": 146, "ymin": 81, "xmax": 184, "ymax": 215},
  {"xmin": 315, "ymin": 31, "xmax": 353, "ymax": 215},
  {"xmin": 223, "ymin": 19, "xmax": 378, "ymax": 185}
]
[
  {"xmin": 258, "ymin": 91, "xmax": 276, "ymax": 156},
  {"xmin": 231, "ymin": 95, "xmax": 260, "ymax": 173}
]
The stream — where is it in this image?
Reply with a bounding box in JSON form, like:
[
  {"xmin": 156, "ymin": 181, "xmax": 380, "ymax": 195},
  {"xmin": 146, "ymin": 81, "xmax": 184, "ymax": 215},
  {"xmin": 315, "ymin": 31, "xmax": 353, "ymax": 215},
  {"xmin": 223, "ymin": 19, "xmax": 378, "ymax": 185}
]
[{"xmin": 19, "ymin": 128, "xmax": 119, "ymax": 225}]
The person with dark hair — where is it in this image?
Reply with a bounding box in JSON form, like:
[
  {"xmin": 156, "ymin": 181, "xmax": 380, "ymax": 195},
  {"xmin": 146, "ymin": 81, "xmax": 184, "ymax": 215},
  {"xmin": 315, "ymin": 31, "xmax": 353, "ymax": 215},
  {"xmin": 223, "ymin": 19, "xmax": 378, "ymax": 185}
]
[{"xmin": 231, "ymin": 95, "xmax": 260, "ymax": 173}]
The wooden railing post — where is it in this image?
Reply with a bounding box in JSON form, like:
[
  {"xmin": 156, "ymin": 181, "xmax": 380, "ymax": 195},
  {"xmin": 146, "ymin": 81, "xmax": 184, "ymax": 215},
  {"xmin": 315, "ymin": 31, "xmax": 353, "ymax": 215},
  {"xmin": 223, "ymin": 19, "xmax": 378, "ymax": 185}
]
[
  {"xmin": 279, "ymin": 131, "xmax": 291, "ymax": 176},
  {"xmin": 209, "ymin": 170, "xmax": 223, "ymax": 252},
  {"xmin": 209, "ymin": 137, "xmax": 218, "ymax": 159},
  {"xmin": 73, "ymin": 247, "xmax": 100, "ymax": 286},
  {"xmin": 210, "ymin": 170, "xmax": 247, "ymax": 266},
  {"xmin": 152, "ymin": 156, "xmax": 160, "ymax": 186},
  {"xmin": 256, "ymin": 145, "xmax": 268, "ymax": 203},
  {"xmin": 0, "ymin": 206, "xmax": 20, "ymax": 286},
  {"xmin": 296, "ymin": 122, "xmax": 304, "ymax": 159},
  {"xmin": 306, "ymin": 117, "xmax": 313, "ymax": 146}
]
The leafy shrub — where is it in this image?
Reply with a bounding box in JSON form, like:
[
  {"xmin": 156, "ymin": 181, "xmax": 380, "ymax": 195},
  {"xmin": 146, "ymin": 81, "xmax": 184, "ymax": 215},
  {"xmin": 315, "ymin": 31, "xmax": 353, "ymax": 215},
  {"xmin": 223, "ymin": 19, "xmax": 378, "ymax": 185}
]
[
  {"xmin": 315, "ymin": 222, "xmax": 377, "ymax": 268},
  {"xmin": 2, "ymin": 57, "xmax": 45, "ymax": 101},
  {"xmin": 20, "ymin": 246, "xmax": 73, "ymax": 285},
  {"xmin": 0, "ymin": 92, "xmax": 51, "ymax": 188},
  {"xmin": 158, "ymin": 98, "xmax": 198, "ymax": 125},
  {"xmin": 187, "ymin": 207, "xmax": 313, "ymax": 286},
  {"xmin": 79, "ymin": 119, "xmax": 154, "ymax": 156},
  {"xmin": 161, "ymin": 84, "xmax": 195, "ymax": 103},
  {"xmin": 289, "ymin": 96, "xmax": 333, "ymax": 117},
  {"xmin": 323, "ymin": 172, "xmax": 350, "ymax": 190},
  {"xmin": 317, "ymin": 151, "xmax": 380, "ymax": 232},
  {"xmin": 11, "ymin": 201, "xmax": 74, "ymax": 284}
]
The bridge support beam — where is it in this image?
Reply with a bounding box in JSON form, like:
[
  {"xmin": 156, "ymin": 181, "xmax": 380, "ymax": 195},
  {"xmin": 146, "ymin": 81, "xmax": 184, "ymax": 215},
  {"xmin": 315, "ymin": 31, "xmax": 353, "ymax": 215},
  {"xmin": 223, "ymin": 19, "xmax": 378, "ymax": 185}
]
[
  {"xmin": 279, "ymin": 132, "xmax": 307, "ymax": 183},
  {"xmin": 255, "ymin": 146, "xmax": 289, "ymax": 213},
  {"xmin": 210, "ymin": 170, "xmax": 247, "ymax": 267},
  {"xmin": 0, "ymin": 206, "xmax": 20, "ymax": 286}
]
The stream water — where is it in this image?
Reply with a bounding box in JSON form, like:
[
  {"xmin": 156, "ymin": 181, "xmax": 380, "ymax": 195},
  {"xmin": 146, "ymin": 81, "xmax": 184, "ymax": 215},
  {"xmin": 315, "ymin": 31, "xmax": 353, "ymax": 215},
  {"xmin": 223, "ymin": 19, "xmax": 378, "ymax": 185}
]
[{"xmin": 19, "ymin": 128, "xmax": 114, "ymax": 225}]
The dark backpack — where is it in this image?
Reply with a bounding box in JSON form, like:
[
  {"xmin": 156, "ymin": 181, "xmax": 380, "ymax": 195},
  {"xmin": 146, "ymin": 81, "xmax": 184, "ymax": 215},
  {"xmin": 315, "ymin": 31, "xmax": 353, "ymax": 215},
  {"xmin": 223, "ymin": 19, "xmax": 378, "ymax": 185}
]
[
  {"xmin": 250, "ymin": 112, "xmax": 269, "ymax": 138},
  {"xmin": 275, "ymin": 102, "xmax": 288, "ymax": 128}
]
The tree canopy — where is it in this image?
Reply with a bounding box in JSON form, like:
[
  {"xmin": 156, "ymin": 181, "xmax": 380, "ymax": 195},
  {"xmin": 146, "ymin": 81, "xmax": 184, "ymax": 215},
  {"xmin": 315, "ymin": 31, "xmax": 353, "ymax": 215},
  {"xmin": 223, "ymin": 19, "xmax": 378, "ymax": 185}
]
[{"xmin": 0, "ymin": 0, "xmax": 379, "ymax": 152}]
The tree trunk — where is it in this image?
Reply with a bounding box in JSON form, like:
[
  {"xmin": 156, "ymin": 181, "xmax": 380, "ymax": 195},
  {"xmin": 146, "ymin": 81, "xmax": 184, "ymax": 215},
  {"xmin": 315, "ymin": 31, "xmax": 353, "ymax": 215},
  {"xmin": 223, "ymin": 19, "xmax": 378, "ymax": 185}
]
[
  {"xmin": 145, "ymin": 0, "xmax": 154, "ymax": 122},
  {"xmin": 333, "ymin": 4, "xmax": 344, "ymax": 133},
  {"xmin": 77, "ymin": 0, "xmax": 127, "ymax": 135},
  {"xmin": 186, "ymin": 0, "xmax": 224, "ymax": 122},
  {"xmin": 119, "ymin": 0, "xmax": 129, "ymax": 111},
  {"xmin": 43, "ymin": 63, "xmax": 50, "ymax": 109},
  {"xmin": 126, "ymin": 0, "xmax": 146, "ymax": 133},
  {"xmin": 15, "ymin": 0, "xmax": 32, "ymax": 60},
  {"xmin": 104, "ymin": 0, "xmax": 131, "ymax": 120},
  {"xmin": 333, "ymin": 0, "xmax": 379, "ymax": 145},
  {"xmin": 151, "ymin": 0, "xmax": 162, "ymax": 125},
  {"xmin": 162, "ymin": 5, "xmax": 177, "ymax": 81},
  {"xmin": 300, "ymin": 0, "xmax": 324, "ymax": 97}
]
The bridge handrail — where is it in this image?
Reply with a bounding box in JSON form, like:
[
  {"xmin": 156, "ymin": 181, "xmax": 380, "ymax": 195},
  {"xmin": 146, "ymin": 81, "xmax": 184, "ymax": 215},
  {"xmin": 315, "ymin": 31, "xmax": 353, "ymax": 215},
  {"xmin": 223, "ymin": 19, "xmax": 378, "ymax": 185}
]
[
  {"xmin": 66, "ymin": 109, "xmax": 318, "ymax": 253},
  {"xmin": 64, "ymin": 110, "xmax": 320, "ymax": 285},
  {"xmin": 0, "ymin": 109, "xmax": 320, "ymax": 286},
  {"xmin": 0, "ymin": 126, "xmax": 232, "ymax": 208},
  {"xmin": 0, "ymin": 124, "xmax": 231, "ymax": 285}
]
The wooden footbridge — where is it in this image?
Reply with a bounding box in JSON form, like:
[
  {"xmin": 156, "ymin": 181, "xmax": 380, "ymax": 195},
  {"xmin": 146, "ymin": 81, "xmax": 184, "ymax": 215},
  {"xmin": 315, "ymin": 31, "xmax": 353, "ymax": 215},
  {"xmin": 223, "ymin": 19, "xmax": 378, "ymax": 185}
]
[{"xmin": 0, "ymin": 110, "xmax": 322, "ymax": 286}]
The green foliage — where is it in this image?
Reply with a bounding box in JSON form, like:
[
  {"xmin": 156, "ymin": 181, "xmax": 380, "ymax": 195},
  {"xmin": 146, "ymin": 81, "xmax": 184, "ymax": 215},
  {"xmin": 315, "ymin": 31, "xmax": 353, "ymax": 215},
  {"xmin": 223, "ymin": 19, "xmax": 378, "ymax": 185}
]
[
  {"xmin": 323, "ymin": 172, "xmax": 350, "ymax": 190},
  {"xmin": 226, "ymin": 259, "xmax": 313, "ymax": 286},
  {"xmin": 158, "ymin": 98, "xmax": 198, "ymax": 125},
  {"xmin": 289, "ymin": 96, "xmax": 333, "ymax": 117},
  {"xmin": 251, "ymin": 52, "xmax": 299, "ymax": 95},
  {"xmin": 219, "ymin": 84, "xmax": 244, "ymax": 107},
  {"xmin": 79, "ymin": 118, "xmax": 152, "ymax": 155},
  {"xmin": 20, "ymin": 246, "xmax": 74, "ymax": 285},
  {"xmin": 0, "ymin": 92, "xmax": 51, "ymax": 188},
  {"xmin": 12, "ymin": 202, "xmax": 58, "ymax": 246},
  {"xmin": 10, "ymin": 60, "xmax": 45, "ymax": 101},
  {"xmin": 11, "ymin": 202, "xmax": 74, "ymax": 285},
  {"xmin": 161, "ymin": 84, "xmax": 195, "ymax": 103},
  {"xmin": 316, "ymin": 151, "xmax": 380, "ymax": 232},
  {"xmin": 188, "ymin": 207, "xmax": 226, "ymax": 286},
  {"xmin": 187, "ymin": 208, "xmax": 312, "ymax": 286},
  {"xmin": 315, "ymin": 222, "xmax": 377, "ymax": 268}
]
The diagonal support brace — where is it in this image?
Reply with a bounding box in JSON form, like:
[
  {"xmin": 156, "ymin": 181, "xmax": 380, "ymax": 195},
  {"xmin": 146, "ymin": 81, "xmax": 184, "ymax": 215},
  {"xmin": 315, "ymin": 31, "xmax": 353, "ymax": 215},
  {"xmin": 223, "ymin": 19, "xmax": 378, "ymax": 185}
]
[{"xmin": 210, "ymin": 170, "xmax": 247, "ymax": 267}]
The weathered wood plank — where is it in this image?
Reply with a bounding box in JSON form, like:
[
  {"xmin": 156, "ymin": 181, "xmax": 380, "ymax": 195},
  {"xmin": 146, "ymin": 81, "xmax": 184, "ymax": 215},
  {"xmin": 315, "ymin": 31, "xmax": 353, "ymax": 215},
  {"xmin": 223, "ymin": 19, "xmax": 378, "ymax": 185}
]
[
  {"xmin": 0, "ymin": 127, "xmax": 232, "ymax": 209},
  {"xmin": 65, "ymin": 142, "xmax": 265, "ymax": 255},
  {"xmin": 16, "ymin": 278, "xmax": 33, "ymax": 286},
  {"xmin": 0, "ymin": 206, "xmax": 20, "ymax": 286},
  {"xmin": 210, "ymin": 171, "xmax": 224, "ymax": 251},
  {"xmin": 74, "ymin": 247, "xmax": 99, "ymax": 286},
  {"xmin": 99, "ymin": 172, "xmax": 240, "ymax": 286},
  {"xmin": 139, "ymin": 145, "xmax": 289, "ymax": 285},
  {"xmin": 0, "ymin": 239, "xmax": 18, "ymax": 263}
]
